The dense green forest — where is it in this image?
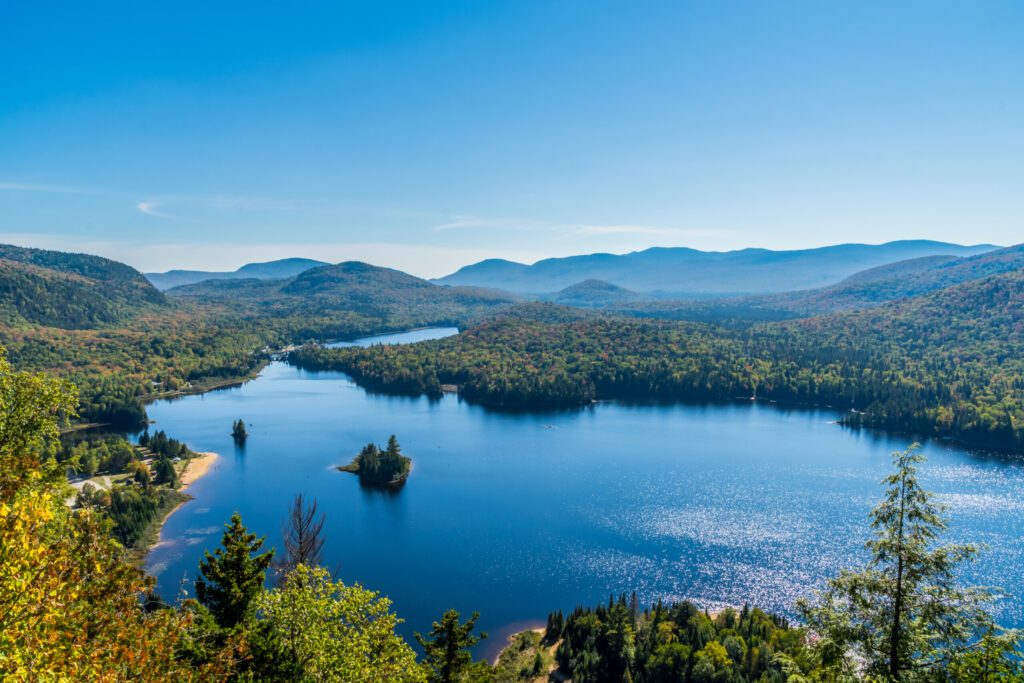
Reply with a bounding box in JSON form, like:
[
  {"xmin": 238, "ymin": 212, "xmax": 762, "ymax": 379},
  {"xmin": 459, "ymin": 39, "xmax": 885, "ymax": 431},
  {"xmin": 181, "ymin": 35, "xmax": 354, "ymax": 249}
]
[
  {"xmin": 0, "ymin": 245, "xmax": 167, "ymax": 327},
  {"xmin": 550, "ymin": 598, "xmax": 807, "ymax": 683},
  {"xmin": 291, "ymin": 270, "xmax": 1024, "ymax": 450}
]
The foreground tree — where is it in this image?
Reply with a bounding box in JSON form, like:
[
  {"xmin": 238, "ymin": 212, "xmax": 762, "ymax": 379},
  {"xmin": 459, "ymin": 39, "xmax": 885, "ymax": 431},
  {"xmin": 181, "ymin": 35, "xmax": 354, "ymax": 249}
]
[
  {"xmin": 256, "ymin": 564, "xmax": 425, "ymax": 682},
  {"xmin": 948, "ymin": 628, "xmax": 1024, "ymax": 682},
  {"xmin": 278, "ymin": 492, "xmax": 326, "ymax": 581},
  {"xmin": 416, "ymin": 609, "xmax": 487, "ymax": 683},
  {"xmin": 0, "ymin": 348, "xmax": 229, "ymax": 680},
  {"xmin": 801, "ymin": 444, "xmax": 997, "ymax": 680},
  {"xmin": 196, "ymin": 512, "xmax": 274, "ymax": 629}
]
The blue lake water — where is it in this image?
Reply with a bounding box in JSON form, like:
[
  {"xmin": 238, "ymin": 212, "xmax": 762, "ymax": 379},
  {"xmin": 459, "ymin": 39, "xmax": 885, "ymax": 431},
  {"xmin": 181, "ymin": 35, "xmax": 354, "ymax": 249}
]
[{"xmin": 145, "ymin": 327, "xmax": 1024, "ymax": 655}]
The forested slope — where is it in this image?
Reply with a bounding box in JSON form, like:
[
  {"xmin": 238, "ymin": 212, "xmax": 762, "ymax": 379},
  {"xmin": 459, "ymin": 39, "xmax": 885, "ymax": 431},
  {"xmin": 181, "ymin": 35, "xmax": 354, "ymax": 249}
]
[
  {"xmin": 1, "ymin": 253, "xmax": 517, "ymax": 427},
  {"xmin": 169, "ymin": 261, "xmax": 518, "ymax": 333},
  {"xmin": 292, "ymin": 270, "xmax": 1024, "ymax": 450},
  {"xmin": 0, "ymin": 244, "xmax": 166, "ymax": 327}
]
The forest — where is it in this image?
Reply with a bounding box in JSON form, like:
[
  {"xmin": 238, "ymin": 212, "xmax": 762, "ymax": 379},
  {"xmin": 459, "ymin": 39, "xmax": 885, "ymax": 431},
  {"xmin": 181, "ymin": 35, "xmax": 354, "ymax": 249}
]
[{"xmin": 290, "ymin": 270, "xmax": 1024, "ymax": 451}]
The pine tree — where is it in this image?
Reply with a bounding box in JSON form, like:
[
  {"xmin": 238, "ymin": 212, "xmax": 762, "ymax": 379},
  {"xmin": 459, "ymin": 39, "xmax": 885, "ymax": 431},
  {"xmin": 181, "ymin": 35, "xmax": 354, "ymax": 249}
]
[
  {"xmin": 231, "ymin": 419, "xmax": 247, "ymax": 443},
  {"xmin": 415, "ymin": 609, "xmax": 486, "ymax": 683},
  {"xmin": 195, "ymin": 512, "xmax": 274, "ymax": 629},
  {"xmin": 800, "ymin": 444, "xmax": 997, "ymax": 679},
  {"xmin": 154, "ymin": 456, "xmax": 178, "ymax": 488}
]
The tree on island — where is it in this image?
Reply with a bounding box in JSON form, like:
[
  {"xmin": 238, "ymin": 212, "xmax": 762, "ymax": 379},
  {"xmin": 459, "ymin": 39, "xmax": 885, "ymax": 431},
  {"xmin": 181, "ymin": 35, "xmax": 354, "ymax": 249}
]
[
  {"xmin": 231, "ymin": 419, "xmax": 247, "ymax": 443},
  {"xmin": 415, "ymin": 609, "xmax": 487, "ymax": 683},
  {"xmin": 800, "ymin": 444, "xmax": 999, "ymax": 679},
  {"xmin": 196, "ymin": 512, "xmax": 274, "ymax": 629}
]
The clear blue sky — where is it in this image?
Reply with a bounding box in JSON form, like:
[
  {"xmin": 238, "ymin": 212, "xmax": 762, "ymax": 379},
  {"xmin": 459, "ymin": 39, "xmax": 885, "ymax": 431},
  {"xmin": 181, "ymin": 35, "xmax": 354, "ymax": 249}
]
[{"xmin": 1, "ymin": 1, "xmax": 1021, "ymax": 276}]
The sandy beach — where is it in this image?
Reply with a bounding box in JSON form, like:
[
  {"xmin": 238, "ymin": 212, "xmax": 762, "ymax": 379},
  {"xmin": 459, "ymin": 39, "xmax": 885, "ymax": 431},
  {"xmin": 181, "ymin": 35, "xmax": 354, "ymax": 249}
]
[
  {"xmin": 180, "ymin": 451, "xmax": 219, "ymax": 490},
  {"xmin": 146, "ymin": 452, "xmax": 220, "ymax": 552}
]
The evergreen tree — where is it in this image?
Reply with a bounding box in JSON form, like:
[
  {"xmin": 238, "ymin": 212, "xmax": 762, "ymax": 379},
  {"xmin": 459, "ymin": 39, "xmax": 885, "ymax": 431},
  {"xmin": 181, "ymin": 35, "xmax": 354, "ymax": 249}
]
[
  {"xmin": 415, "ymin": 609, "xmax": 487, "ymax": 683},
  {"xmin": 195, "ymin": 512, "xmax": 274, "ymax": 629},
  {"xmin": 801, "ymin": 444, "xmax": 997, "ymax": 679},
  {"xmin": 231, "ymin": 418, "xmax": 248, "ymax": 443},
  {"xmin": 386, "ymin": 434, "xmax": 401, "ymax": 456},
  {"xmin": 153, "ymin": 456, "xmax": 178, "ymax": 488}
]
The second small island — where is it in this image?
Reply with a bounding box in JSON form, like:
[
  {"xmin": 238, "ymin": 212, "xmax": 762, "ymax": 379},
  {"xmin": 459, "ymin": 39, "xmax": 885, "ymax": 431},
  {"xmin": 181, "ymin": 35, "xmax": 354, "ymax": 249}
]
[{"xmin": 338, "ymin": 435, "xmax": 411, "ymax": 488}]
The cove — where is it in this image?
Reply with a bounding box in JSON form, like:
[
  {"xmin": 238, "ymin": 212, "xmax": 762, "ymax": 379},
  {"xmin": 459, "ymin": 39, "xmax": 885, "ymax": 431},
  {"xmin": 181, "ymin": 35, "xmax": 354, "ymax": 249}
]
[{"xmin": 145, "ymin": 327, "xmax": 1024, "ymax": 657}]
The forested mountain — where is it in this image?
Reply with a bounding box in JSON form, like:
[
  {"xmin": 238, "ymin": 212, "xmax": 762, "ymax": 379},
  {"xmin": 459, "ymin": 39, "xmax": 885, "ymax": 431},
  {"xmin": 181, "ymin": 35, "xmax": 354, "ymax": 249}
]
[
  {"xmin": 726, "ymin": 242, "xmax": 1024, "ymax": 317},
  {"xmin": 292, "ymin": 269, "xmax": 1024, "ymax": 450},
  {"xmin": 0, "ymin": 246, "xmax": 519, "ymax": 427},
  {"xmin": 543, "ymin": 279, "xmax": 642, "ymax": 307},
  {"xmin": 169, "ymin": 261, "xmax": 519, "ymax": 335},
  {"xmin": 435, "ymin": 240, "xmax": 997, "ymax": 294},
  {"xmin": 0, "ymin": 244, "xmax": 166, "ymax": 328},
  {"xmin": 146, "ymin": 257, "xmax": 328, "ymax": 290}
]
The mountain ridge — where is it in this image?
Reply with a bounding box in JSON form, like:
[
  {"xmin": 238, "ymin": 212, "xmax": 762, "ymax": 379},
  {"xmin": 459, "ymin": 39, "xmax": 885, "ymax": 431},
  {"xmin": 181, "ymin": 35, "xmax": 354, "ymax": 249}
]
[
  {"xmin": 435, "ymin": 240, "xmax": 999, "ymax": 294},
  {"xmin": 146, "ymin": 257, "xmax": 328, "ymax": 291}
]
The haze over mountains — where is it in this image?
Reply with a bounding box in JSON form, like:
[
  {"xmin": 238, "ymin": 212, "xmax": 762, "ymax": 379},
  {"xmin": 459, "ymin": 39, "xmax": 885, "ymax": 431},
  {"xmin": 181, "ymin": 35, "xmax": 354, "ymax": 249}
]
[
  {"xmin": 730, "ymin": 243, "xmax": 1024, "ymax": 316},
  {"xmin": 434, "ymin": 240, "xmax": 998, "ymax": 294},
  {"xmin": 146, "ymin": 257, "xmax": 328, "ymax": 291}
]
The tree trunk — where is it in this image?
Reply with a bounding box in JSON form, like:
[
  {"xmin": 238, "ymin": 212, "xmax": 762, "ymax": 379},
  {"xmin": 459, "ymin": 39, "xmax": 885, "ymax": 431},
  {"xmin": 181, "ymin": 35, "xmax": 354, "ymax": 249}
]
[{"xmin": 889, "ymin": 471, "xmax": 908, "ymax": 680}]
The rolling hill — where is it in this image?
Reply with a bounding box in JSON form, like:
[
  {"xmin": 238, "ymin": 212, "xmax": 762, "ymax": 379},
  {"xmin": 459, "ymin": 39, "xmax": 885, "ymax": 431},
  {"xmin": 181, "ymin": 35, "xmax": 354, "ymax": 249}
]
[
  {"xmin": 0, "ymin": 244, "xmax": 166, "ymax": 328},
  {"xmin": 146, "ymin": 257, "xmax": 328, "ymax": 290},
  {"xmin": 542, "ymin": 279, "xmax": 642, "ymax": 307},
  {"xmin": 169, "ymin": 261, "xmax": 519, "ymax": 332},
  {"xmin": 435, "ymin": 241, "xmax": 998, "ymax": 294}
]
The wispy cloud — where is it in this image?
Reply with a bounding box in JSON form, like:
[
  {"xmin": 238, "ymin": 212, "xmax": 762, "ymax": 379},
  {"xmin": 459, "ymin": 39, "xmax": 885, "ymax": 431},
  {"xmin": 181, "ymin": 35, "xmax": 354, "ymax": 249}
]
[
  {"xmin": 433, "ymin": 213, "xmax": 729, "ymax": 240},
  {"xmin": 570, "ymin": 224, "xmax": 728, "ymax": 238},
  {"xmin": 432, "ymin": 214, "xmax": 537, "ymax": 232},
  {"xmin": 0, "ymin": 181, "xmax": 108, "ymax": 196},
  {"xmin": 136, "ymin": 200, "xmax": 179, "ymax": 220}
]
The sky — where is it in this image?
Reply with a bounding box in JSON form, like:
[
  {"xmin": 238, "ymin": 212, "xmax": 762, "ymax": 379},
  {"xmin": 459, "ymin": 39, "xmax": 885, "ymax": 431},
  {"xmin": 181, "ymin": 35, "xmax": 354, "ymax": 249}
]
[{"xmin": 1, "ymin": 1, "xmax": 1022, "ymax": 277}]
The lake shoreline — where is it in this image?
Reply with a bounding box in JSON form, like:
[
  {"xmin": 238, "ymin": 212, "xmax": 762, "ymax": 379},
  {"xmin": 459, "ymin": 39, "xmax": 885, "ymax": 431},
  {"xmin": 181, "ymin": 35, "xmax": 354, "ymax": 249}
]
[{"xmin": 146, "ymin": 451, "xmax": 220, "ymax": 553}]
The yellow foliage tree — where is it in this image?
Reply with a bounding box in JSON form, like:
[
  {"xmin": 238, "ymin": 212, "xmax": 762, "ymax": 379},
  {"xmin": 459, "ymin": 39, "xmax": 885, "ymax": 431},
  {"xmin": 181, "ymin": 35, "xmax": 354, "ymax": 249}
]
[{"xmin": 0, "ymin": 348, "xmax": 230, "ymax": 681}]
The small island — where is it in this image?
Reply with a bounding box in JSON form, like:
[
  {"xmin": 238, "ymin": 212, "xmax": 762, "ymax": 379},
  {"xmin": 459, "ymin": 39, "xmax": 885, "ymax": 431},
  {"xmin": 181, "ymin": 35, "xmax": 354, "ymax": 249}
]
[
  {"xmin": 338, "ymin": 435, "xmax": 411, "ymax": 488},
  {"xmin": 231, "ymin": 418, "xmax": 248, "ymax": 444}
]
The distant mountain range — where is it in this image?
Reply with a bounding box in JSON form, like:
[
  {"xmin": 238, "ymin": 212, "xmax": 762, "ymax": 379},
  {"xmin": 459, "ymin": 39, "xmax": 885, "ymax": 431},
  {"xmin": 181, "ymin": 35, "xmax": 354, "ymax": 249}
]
[
  {"xmin": 146, "ymin": 258, "xmax": 328, "ymax": 291},
  {"xmin": 434, "ymin": 241, "xmax": 999, "ymax": 294},
  {"xmin": 734, "ymin": 243, "xmax": 1024, "ymax": 316}
]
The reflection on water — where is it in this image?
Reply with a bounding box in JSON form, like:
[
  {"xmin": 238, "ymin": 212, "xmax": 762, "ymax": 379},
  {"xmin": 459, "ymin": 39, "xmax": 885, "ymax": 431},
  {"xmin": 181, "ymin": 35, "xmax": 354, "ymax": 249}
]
[{"xmin": 144, "ymin": 327, "xmax": 1024, "ymax": 649}]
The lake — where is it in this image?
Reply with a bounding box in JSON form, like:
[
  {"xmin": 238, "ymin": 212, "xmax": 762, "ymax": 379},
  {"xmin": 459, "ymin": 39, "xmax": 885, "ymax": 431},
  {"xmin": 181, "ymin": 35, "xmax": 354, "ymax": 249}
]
[{"xmin": 145, "ymin": 327, "xmax": 1024, "ymax": 655}]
